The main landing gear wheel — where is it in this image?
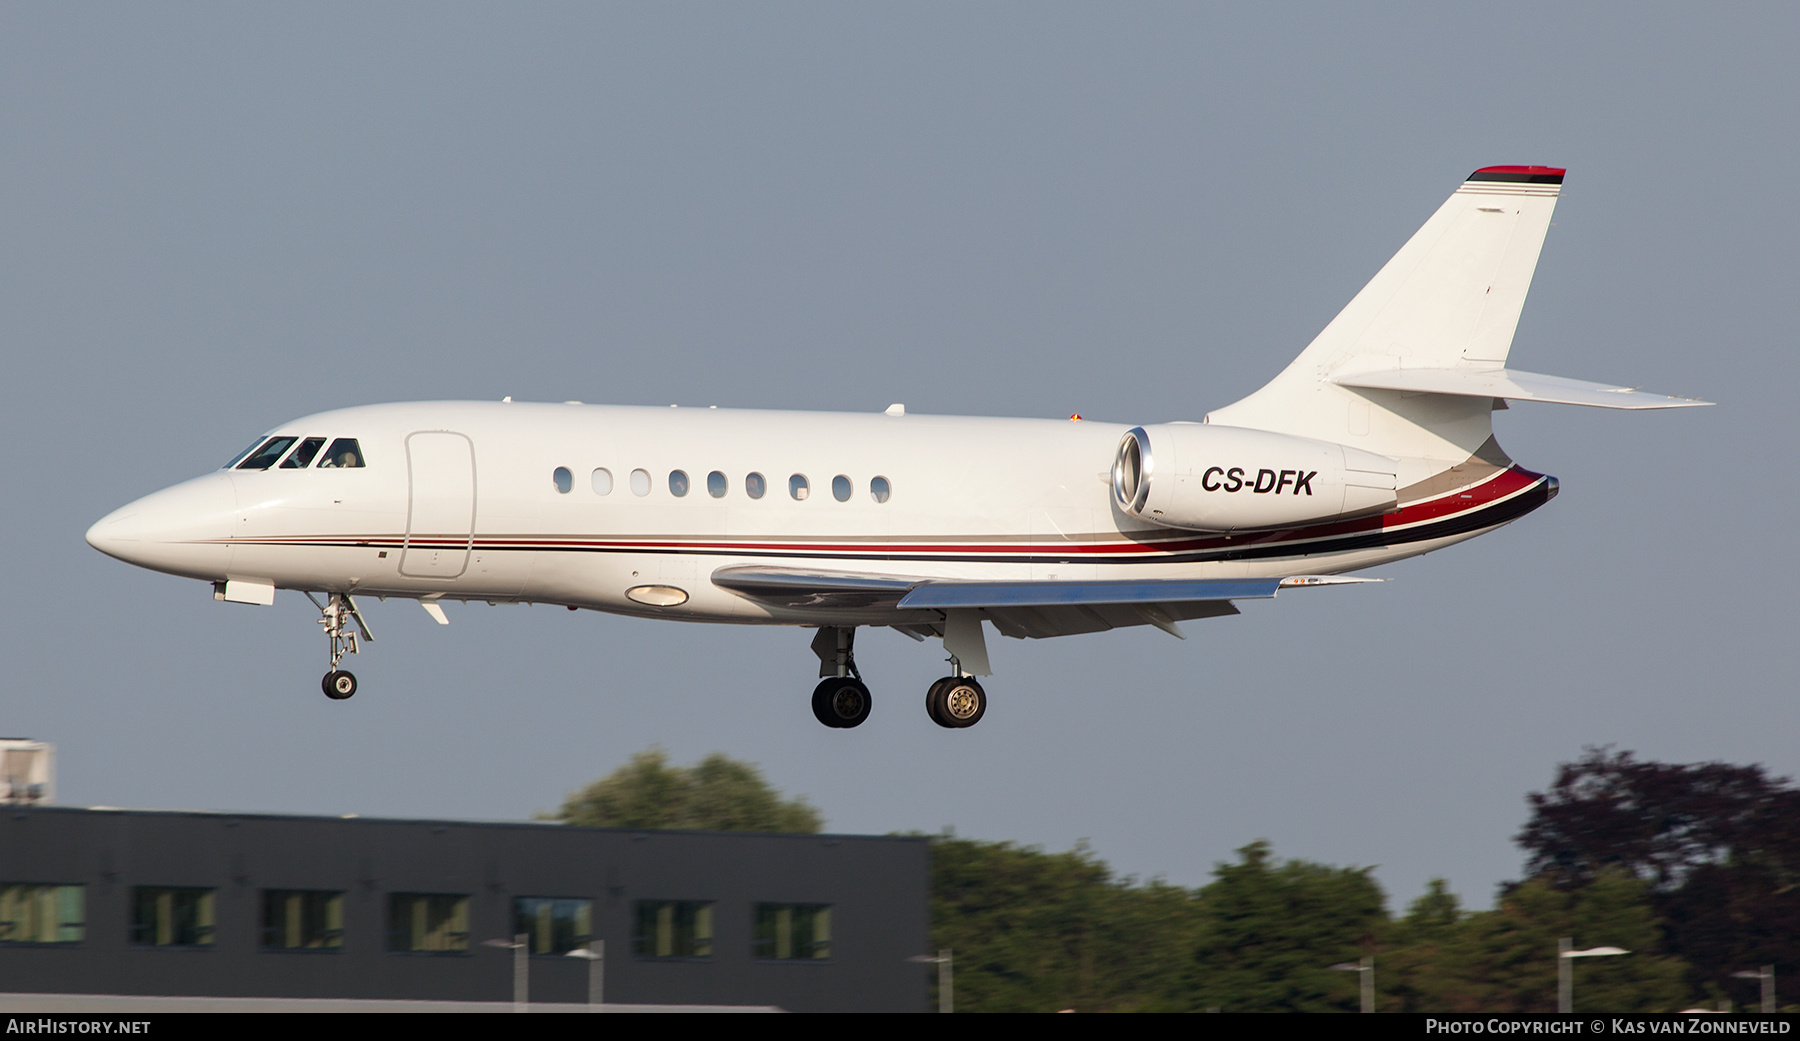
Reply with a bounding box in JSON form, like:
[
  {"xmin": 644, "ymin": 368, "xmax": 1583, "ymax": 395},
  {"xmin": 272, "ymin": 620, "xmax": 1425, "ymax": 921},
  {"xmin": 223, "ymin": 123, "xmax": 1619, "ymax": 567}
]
[
  {"xmin": 812, "ymin": 677, "xmax": 872, "ymax": 728},
  {"xmin": 322, "ymin": 670, "xmax": 358, "ymax": 700},
  {"xmin": 927, "ymin": 676, "xmax": 986, "ymax": 729}
]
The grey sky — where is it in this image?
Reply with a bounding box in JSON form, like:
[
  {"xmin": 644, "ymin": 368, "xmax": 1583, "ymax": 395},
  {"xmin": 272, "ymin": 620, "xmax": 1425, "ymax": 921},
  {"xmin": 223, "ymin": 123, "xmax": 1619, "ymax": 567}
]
[{"xmin": 4, "ymin": 4, "xmax": 1790, "ymax": 910}]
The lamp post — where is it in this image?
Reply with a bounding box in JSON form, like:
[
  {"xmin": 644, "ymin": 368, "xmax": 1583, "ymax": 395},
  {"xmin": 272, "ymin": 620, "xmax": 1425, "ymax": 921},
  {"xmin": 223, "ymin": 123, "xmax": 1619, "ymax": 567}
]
[
  {"xmin": 909, "ymin": 950, "xmax": 953, "ymax": 1013},
  {"xmin": 1558, "ymin": 938, "xmax": 1630, "ymax": 1013},
  {"xmin": 483, "ymin": 933, "xmax": 529, "ymax": 1012},
  {"xmin": 567, "ymin": 940, "xmax": 605, "ymax": 1009},
  {"xmin": 1731, "ymin": 966, "xmax": 1776, "ymax": 1014},
  {"xmin": 1329, "ymin": 956, "xmax": 1374, "ymax": 1013}
]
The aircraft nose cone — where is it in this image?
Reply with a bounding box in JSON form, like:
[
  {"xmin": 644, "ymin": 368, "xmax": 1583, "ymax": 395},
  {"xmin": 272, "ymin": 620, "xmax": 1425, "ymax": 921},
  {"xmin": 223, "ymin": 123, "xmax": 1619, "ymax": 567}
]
[
  {"xmin": 86, "ymin": 474, "xmax": 237, "ymax": 579},
  {"xmin": 85, "ymin": 506, "xmax": 142, "ymax": 557}
]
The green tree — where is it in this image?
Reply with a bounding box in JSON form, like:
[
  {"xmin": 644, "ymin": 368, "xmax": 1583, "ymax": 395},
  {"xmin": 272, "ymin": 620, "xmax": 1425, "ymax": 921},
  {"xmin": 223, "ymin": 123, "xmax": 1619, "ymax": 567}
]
[
  {"xmin": 1381, "ymin": 872, "xmax": 1692, "ymax": 1012},
  {"xmin": 930, "ymin": 837, "xmax": 1203, "ymax": 1012},
  {"xmin": 551, "ymin": 747, "xmax": 823, "ymax": 833},
  {"xmin": 1516, "ymin": 747, "xmax": 1800, "ymax": 1003},
  {"xmin": 1186, "ymin": 840, "xmax": 1388, "ymax": 1012}
]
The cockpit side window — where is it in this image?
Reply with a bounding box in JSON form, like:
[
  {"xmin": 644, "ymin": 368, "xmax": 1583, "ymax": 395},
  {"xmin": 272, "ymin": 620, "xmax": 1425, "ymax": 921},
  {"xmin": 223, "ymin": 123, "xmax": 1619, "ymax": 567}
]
[
  {"xmin": 224, "ymin": 437, "xmax": 269, "ymax": 469},
  {"xmin": 279, "ymin": 437, "xmax": 327, "ymax": 469},
  {"xmin": 317, "ymin": 439, "xmax": 365, "ymax": 468},
  {"xmin": 237, "ymin": 437, "xmax": 298, "ymax": 471}
]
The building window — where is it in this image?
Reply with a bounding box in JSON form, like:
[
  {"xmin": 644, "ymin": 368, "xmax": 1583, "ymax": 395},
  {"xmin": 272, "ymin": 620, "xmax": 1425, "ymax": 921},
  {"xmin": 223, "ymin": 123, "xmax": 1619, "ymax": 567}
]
[
  {"xmin": 386, "ymin": 893, "xmax": 470, "ymax": 953},
  {"xmin": 633, "ymin": 900, "xmax": 713, "ymax": 959},
  {"xmin": 0, "ymin": 884, "xmax": 84, "ymax": 944},
  {"xmin": 262, "ymin": 890, "xmax": 344, "ymax": 951},
  {"xmin": 753, "ymin": 903, "xmax": 831, "ymax": 960},
  {"xmin": 514, "ymin": 897, "xmax": 593, "ymax": 955},
  {"xmin": 131, "ymin": 887, "xmax": 215, "ymax": 947}
]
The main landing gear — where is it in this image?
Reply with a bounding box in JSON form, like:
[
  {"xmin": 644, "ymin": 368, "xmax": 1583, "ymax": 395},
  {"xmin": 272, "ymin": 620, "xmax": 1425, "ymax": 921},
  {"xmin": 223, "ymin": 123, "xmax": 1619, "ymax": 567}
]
[
  {"xmin": 811, "ymin": 627, "xmax": 870, "ymax": 727},
  {"xmin": 926, "ymin": 674, "xmax": 986, "ymax": 729},
  {"xmin": 807, "ymin": 626, "xmax": 989, "ymax": 730},
  {"xmin": 307, "ymin": 592, "xmax": 373, "ymax": 701}
]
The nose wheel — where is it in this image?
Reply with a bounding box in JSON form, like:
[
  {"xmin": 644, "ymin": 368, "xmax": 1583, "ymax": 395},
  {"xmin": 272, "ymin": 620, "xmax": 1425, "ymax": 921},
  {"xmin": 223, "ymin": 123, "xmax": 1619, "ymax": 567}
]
[
  {"xmin": 322, "ymin": 670, "xmax": 358, "ymax": 700},
  {"xmin": 926, "ymin": 676, "xmax": 986, "ymax": 728},
  {"xmin": 307, "ymin": 592, "xmax": 373, "ymax": 701}
]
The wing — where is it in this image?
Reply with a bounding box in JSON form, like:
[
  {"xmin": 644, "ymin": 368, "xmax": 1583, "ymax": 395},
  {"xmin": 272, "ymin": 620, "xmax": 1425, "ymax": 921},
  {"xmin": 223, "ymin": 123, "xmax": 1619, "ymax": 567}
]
[{"xmin": 710, "ymin": 565, "xmax": 1373, "ymax": 640}]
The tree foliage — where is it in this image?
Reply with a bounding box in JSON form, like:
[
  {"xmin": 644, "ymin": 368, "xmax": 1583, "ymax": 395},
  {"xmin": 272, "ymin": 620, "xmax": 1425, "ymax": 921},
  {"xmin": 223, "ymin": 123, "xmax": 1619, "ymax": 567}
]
[
  {"xmin": 551, "ymin": 747, "xmax": 823, "ymax": 833},
  {"xmin": 931, "ymin": 837, "xmax": 1201, "ymax": 1011},
  {"xmin": 1515, "ymin": 747, "xmax": 1800, "ymax": 1004},
  {"xmin": 1382, "ymin": 872, "xmax": 1690, "ymax": 1012},
  {"xmin": 1187, "ymin": 841, "xmax": 1387, "ymax": 1012}
]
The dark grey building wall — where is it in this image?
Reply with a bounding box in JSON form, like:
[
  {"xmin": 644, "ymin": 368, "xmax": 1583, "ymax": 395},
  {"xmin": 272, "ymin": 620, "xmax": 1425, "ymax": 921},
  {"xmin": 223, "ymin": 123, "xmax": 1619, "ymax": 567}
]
[{"xmin": 0, "ymin": 807, "xmax": 929, "ymax": 1012}]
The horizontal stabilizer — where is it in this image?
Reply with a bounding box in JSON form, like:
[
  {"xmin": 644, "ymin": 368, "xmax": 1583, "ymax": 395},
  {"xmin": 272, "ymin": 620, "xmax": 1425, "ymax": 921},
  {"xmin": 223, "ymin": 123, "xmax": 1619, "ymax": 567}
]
[{"xmin": 1331, "ymin": 367, "xmax": 1711, "ymax": 410}]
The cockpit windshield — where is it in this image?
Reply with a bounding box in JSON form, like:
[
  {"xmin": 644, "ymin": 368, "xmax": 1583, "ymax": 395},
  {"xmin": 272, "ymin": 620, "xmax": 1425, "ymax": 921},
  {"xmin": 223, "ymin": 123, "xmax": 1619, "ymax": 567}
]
[
  {"xmin": 224, "ymin": 437, "xmax": 268, "ymax": 469},
  {"xmin": 236, "ymin": 437, "xmax": 298, "ymax": 471},
  {"xmin": 279, "ymin": 437, "xmax": 327, "ymax": 469},
  {"xmin": 317, "ymin": 439, "xmax": 365, "ymax": 468}
]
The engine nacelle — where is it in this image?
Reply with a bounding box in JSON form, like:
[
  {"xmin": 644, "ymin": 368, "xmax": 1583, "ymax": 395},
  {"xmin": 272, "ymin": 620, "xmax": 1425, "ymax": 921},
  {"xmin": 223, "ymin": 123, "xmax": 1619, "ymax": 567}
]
[{"xmin": 1111, "ymin": 423, "xmax": 1398, "ymax": 532}]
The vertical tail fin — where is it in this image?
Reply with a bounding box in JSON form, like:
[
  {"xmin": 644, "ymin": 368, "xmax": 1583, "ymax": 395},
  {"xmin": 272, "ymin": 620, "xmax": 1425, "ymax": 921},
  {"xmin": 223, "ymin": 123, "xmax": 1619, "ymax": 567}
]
[{"xmin": 1206, "ymin": 166, "xmax": 1564, "ymax": 463}]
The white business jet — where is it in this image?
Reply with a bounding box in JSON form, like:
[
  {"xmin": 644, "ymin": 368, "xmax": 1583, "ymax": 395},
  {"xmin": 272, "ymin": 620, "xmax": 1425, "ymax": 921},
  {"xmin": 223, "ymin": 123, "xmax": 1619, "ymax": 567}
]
[{"xmin": 87, "ymin": 166, "xmax": 1706, "ymax": 729}]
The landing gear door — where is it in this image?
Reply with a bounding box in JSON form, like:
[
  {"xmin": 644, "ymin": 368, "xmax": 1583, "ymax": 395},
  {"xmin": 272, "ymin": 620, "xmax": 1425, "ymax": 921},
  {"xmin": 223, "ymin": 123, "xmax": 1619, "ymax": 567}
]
[{"xmin": 401, "ymin": 431, "xmax": 476, "ymax": 579}]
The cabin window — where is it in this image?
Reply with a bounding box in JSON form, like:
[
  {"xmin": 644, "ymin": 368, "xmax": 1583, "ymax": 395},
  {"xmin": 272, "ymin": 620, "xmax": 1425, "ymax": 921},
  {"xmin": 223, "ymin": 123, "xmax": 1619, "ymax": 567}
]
[
  {"xmin": 669, "ymin": 470, "xmax": 690, "ymax": 497},
  {"xmin": 630, "ymin": 469, "xmax": 651, "ymax": 496},
  {"xmin": 789, "ymin": 474, "xmax": 809, "ymax": 501},
  {"xmin": 707, "ymin": 471, "xmax": 727, "ymax": 498},
  {"xmin": 280, "ymin": 437, "xmax": 326, "ymax": 469},
  {"xmin": 591, "ymin": 468, "xmax": 613, "ymax": 495},
  {"xmin": 831, "ymin": 475, "xmax": 852, "ymax": 502},
  {"xmin": 553, "ymin": 467, "xmax": 573, "ymax": 494},
  {"xmin": 745, "ymin": 472, "xmax": 766, "ymax": 499},
  {"xmin": 317, "ymin": 439, "xmax": 365, "ymax": 468},
  {"xmin": 237, "ymin": 437, "xmax": 297, "ymax": 471},
  {"xmin": 870, "ymin": 476, "xmax": 891, "ymax": 503}
]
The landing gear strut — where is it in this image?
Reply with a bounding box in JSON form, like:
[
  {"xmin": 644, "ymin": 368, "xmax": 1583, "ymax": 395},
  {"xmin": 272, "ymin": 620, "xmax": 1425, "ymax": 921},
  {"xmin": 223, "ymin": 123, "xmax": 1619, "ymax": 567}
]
[
  {"xmin": 810, "ymin": 627, "xmax": 871, "ymax": 728},
  {"xmin": 307, "ymin": 592, "xmax": 373, "ymax": 701}
]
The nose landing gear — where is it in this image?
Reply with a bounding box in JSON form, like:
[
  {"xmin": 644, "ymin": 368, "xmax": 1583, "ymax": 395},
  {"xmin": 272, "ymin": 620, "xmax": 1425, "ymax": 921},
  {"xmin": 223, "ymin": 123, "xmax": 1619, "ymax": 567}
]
[{"xmin": 307, "ymin": 592, "xmax": 373, "ymax": 701}]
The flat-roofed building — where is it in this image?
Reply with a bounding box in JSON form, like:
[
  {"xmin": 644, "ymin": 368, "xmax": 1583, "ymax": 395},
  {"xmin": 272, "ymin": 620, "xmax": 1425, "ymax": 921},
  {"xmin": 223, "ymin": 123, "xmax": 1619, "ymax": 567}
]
[{"xmin": 0, "ymin": 806, "xmax": 929, "ymax": 1012}]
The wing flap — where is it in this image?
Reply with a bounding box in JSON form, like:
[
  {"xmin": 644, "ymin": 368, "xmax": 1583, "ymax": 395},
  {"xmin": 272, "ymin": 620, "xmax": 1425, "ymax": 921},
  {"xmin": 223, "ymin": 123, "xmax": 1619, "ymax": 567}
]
[{"xmin": 895, "ymin": 577, "xmax": 1283, "ymax": 608}]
